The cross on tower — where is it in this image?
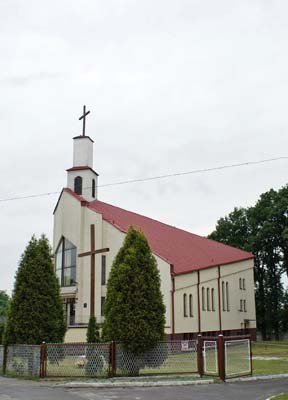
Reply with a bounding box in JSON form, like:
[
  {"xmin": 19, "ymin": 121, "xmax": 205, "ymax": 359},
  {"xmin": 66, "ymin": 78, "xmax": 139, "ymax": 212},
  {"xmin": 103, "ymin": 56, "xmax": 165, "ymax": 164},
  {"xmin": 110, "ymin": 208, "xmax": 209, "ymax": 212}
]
[
  {"xmin": 79, "ymin": 105, "xmax": 90, "ymax": 136},
  {"xmin": 78, "ymin": 224, "xmax": 109, "ymax": 317}
]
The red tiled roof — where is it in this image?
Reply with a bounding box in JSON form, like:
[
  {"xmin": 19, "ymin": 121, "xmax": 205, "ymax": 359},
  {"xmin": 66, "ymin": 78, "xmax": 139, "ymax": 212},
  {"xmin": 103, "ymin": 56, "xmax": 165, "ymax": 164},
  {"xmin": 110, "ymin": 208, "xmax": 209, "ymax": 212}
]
[{"xmin": 63, "ymin": 188, "xmax": 254, "ymax": 275}]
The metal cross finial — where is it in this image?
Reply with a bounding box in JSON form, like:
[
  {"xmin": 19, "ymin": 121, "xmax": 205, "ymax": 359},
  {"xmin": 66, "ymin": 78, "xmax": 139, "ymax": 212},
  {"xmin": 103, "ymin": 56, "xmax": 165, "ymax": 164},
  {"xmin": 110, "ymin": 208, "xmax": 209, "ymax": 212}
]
[{"xmin": 79, "ymin": 105, "xmax": 90, "ymax": 136}]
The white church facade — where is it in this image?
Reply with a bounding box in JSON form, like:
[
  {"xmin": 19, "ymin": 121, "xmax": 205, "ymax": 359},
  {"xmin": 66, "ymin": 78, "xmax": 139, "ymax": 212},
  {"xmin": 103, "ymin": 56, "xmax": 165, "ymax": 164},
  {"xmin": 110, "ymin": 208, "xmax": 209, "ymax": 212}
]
[{"xmin": 53, "ymin": 127, "xmax": 257, "ymax": 343}]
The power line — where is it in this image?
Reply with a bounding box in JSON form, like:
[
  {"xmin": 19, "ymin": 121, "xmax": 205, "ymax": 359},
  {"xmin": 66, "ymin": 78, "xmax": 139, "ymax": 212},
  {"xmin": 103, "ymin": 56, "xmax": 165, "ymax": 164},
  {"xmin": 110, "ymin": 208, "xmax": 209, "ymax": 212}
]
[{"xmin": 0, "ymin": 156, "xmax": 287, "ymax": 203}]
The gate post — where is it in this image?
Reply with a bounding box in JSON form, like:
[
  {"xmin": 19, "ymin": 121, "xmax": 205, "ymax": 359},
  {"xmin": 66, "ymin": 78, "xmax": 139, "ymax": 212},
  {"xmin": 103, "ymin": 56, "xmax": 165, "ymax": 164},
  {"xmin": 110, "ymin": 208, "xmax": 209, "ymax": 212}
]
[
  {"xmin": 217, "ymin": 334, "xmax": 225, "ymax": 381},
  {"xmin": 197, "ymin": 334, "xmax": 203, "ymax": 377},
  {"xmin": 40, "ymin": 342, "xmax": 47, "ymax": 378},
  {"xmin": 109, "ymin": 341, "xmax": 116, "ymax": 377}
]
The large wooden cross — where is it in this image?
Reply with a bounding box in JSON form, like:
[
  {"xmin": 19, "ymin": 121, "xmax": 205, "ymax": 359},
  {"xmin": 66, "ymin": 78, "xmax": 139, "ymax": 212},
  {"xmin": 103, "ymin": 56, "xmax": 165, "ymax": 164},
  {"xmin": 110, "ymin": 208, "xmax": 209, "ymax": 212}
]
[
  {"xmin": 78, "ymin": 105, "xmax": 90, "ymax": 136},
  {"xmin": 78, "ymin": 224, "xmax": 109, "ymax": 317}
]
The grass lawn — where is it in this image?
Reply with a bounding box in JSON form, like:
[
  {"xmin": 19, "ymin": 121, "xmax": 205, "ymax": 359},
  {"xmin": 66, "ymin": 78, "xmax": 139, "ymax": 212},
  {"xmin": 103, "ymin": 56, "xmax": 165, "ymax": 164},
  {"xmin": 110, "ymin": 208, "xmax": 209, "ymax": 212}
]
[
  {"xmin": 269, "ymin": 394, "xmax": 288, "ymax": 400},
  {"xmin": 252, "ymin": 342, "xmax": 288, "ymax": 376}
]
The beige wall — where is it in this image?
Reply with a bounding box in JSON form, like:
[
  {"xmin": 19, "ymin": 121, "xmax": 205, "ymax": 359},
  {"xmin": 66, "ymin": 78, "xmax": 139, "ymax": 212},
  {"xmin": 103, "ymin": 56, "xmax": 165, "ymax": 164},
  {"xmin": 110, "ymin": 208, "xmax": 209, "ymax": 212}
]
[{"xmin": 173, "ymin": 259, "xmax": 256, "ymax": 335}]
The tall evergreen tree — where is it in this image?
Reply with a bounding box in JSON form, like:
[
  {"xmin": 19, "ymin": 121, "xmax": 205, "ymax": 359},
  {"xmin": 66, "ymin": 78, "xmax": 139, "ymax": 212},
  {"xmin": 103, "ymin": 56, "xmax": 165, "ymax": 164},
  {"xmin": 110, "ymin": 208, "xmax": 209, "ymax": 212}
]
[
  {"xmin": 102, "ymin": 226, "xmax": 166, "ymax": 355},
  {"xmin": 4, "ymin": 235, "xmax": 66, "ymax": 345}
]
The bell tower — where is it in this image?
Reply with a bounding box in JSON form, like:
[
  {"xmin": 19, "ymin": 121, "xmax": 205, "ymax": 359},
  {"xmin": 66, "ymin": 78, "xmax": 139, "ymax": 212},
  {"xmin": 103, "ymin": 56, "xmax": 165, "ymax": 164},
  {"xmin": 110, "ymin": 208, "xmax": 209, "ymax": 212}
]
[{"xmin": 67, "ymin": 106, "xmax": 99, "ymax": 202}]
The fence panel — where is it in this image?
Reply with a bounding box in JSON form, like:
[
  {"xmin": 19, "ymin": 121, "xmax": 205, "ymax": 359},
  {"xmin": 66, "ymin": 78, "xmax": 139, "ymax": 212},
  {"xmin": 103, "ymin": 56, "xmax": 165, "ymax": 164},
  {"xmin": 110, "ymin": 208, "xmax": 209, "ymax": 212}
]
[
  {"xmin": 6, "ymin": 345, "xmax": 41, "ymax": 377},
  {"xmin": 115, "ymin": 340, "xmax": 197, "ymax": 376},
  {"xmin": 225, "ymin": 338, "xmax": 251, "ymax": 378},
  {"xmin": 203, "ymin": 340, "xmax": 218, "ymax": 376},
  {"xmin": 0, "ymin": 345, "xmax": 4, "ymax": 374},
  {"xmin": 45, "ymin": 342, "xmax": 110, "ymax": 378}
]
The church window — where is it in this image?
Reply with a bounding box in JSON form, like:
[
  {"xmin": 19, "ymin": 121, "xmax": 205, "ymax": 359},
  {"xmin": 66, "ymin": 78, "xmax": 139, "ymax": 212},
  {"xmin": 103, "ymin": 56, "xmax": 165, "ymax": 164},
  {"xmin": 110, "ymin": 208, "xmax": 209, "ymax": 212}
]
[
  {"xmin": 183, "ymin": 293, "xmax": 188, "ymax": 317},
  {"xmin": 207, "ymin": 288, "xmax": 210, "ymax": 311},
  {"xmin": 55, "ymin": 237, "xmax": 77, "ymax": 287},
  {"xmin": 74, "ymin": 176, "xmax": 82, "ymax": 195},
  {"xmin": 92, "ymin": 179, "xmax": 96, "ymax": 198},
  {"xmin": 101, "ymin": 255, "xmax": 106, "ymax": 285},
  {"xmin": 226, "ymin": 282, "xmax": 230, "ymax": 311},
  {"xmin": 222, "ymin": 281, "xmax": 226, "ymax": 311},
  {"xmin": 189, "ymin": 294, "xmax": 193, "ymax": 317},
  {"xmin": 202, "ymin": 287, "xmax": 206, "ymax": 311},
  {"xmin": 211, "ymin": 288, "xmax": 215, "ymax": 311},
  {"xmin": 101, "ymin": 296, "xmax": 105, "ymax": 316}
]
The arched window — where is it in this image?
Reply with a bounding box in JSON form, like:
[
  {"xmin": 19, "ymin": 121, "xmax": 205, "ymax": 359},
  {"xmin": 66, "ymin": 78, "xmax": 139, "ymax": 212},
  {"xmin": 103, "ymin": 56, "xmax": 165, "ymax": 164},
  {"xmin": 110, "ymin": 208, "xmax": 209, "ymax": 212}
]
[
  {"xmin": 55, "ymin": 237, "xmax": 77, "ymax": 287},
  {"xmin": 211, "ymin": 288, "xmax": 215, "ymax": 311},
  {"xmin": 189, "ymin": 294, "xmax": 193, "ymax": 317},
  {"xmin": 202, "ymin": 287, "xmax": 206, "ymax": 311},
  {"xmin": 183, "ymin": 293, "xmax": 188, "ymax": 317},
  {"xmin": 92, "ymin": 179, "xmax": 96, "ymax": 198},
  {"xmin": 74, "ymin": 176, "xmax": 82, "ymax": 195}
]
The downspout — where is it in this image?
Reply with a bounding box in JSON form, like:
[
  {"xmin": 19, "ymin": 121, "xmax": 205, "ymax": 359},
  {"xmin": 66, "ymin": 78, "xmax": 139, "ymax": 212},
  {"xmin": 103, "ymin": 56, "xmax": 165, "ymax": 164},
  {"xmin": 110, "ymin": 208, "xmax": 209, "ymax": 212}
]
[
  {"xmin": 197, "ymin": 270, "xmax": 201, "ymax": 333},
  {"xmin": 170, "ymin": 264, "xmax": 175, "ymax": 339},
  {"xmin": 218, "ymin": 266, "xmax": 222, "ymax": 332}
]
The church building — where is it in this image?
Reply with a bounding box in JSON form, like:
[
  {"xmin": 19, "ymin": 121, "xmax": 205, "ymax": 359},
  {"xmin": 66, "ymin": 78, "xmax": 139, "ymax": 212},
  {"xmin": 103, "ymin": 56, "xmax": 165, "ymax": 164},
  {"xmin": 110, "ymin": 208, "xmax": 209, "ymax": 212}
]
[{"xmin": 53, "ymin": 110, "xmax": 256, "ymax": 342}]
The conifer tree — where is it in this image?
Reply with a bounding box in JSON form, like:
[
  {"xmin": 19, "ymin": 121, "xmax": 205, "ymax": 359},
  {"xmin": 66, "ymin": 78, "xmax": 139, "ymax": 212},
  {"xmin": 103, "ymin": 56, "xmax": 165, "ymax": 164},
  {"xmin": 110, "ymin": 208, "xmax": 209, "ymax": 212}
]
[
  {"xmin": 86, "ymin": 316, "xmax": 100, "ymax": 343},
  {"xmin": 4, "ymin": 235, "xmax": 66, "ymax": 345},
  {"xmin": 102, "ymin": 226, "xmax": 166, "ymax": 356}
]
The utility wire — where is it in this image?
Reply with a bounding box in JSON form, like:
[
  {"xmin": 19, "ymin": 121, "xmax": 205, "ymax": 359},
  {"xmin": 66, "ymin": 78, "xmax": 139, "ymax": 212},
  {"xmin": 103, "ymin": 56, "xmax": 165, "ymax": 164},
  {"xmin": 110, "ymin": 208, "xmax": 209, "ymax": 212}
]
[{"xmin": 0, "ymin": 156, "xmax": 287, "ymax": 203}]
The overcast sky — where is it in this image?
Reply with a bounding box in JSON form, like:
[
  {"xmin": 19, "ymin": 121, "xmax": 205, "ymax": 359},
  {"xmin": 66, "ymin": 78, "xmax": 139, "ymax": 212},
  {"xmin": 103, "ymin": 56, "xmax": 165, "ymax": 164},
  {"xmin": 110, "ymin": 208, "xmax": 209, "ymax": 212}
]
[{"xmin": 1, "ymin": 0, "xmax": 287, "ymax": 295}]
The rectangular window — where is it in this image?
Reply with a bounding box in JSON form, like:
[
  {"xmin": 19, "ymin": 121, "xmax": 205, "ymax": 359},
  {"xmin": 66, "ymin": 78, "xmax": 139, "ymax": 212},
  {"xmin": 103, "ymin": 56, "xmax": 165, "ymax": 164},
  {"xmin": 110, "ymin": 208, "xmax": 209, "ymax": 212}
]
[
  {"xmin": 244, "ymin": 299, "xmax": 247, "ymax": 312},
  {"xmin": 240, "ymin": 299, "xmax": 243, "ymax": 312},
  {"xmin": 183, "ymin": 294, "xmax": 188, "ymax": 317},
  {"xmin": 243, "ymin": 278, "xmax": 246, "ymax": 290},
  {"xmin": 101, "ymin": 255, "xmax": 106, "ymax": 285},
  {"xmin": 101, "ymin": 296, "xmax": 105, "ymax": 317},
  {"xmin": 222, "ymin": 281, "xmax": 226, "ymax": 311},
  {"xmin": 189, "ymin": 294, "xmax": 193, "ymax": 317},
  {"xmin": 226, "ymin": 282, "xmax": 230, "ymax": 311},
  {"xmin": 202, "ymin": 287, "xmax": 206, "ymax": 311},
  {"xmin": 211, "ymin": 288, "xmax": 215, "ymax": 311},
  {"xmin": 239, "ymin": 278, "xmax": 242, "ymax": 290},
  {"xmin": 207, "ymin": 288, "xmax": 210, "ymax": 311}
]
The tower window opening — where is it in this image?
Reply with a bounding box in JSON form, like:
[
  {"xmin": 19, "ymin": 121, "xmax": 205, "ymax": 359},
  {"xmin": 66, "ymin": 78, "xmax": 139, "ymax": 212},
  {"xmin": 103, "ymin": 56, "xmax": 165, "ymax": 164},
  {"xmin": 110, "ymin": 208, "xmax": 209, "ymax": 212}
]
[
  {"xmin": 92, "ymin": 179, "xmax": 96, "ymax": 198},
  {"xmin": 74, "ymin": 176, "xmax": 82, "ymax": 195}
]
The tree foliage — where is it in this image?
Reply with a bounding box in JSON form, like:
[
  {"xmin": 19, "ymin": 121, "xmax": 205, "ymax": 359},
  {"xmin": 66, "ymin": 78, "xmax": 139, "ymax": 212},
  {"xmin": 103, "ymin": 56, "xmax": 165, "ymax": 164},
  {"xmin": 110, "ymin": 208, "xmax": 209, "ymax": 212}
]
[
  {"xmin": 4, "ymin": 235, "xmax": 66, "ymax": 345},
  {"xmin": 0, "ymin": 290, "xmax": 9, "ymax": 344},
  {"xmin": 86, "ymin": 316, "xmax": 100, "ymax": 343},
  {"xmin": 209, "ymin": 185, "xmax": 288, "ymax": 340},
  {"xmin": 102, "ymin": 226, "xmax": 166, "ymax": 355}
]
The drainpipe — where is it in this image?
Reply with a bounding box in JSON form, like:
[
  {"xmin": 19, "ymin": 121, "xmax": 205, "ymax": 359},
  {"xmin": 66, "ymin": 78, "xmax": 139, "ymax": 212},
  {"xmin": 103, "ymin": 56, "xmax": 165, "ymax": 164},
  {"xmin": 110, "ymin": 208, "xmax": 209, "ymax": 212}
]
[
  {"xmin": 197, "ymin": 270, "xmax": 201, "ymax": 333},
  {"xmin": 218, "ymin": 266, "xmax": 222, "ymax": 333},
  {"xmin": 170, "ymin": 264, "xmax": 175, "ymax": 339}
]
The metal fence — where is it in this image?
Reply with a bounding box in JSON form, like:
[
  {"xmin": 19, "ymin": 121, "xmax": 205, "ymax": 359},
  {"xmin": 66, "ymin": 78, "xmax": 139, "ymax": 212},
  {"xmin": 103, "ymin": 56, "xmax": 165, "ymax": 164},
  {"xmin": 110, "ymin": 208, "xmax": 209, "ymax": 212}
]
[
  {"xmin": 0, "ymin": 345, "xmax": 4, "ymax": 374},
  {"xmin": 225, "ymin": 338, "xmax": 251, "ymax": 378},
  {"xmin": 0, "ymin": 337, "xmax": 251, "ymax": 380},
  {"xmin": 45, "ymin": 342, "xmax": 110, "ymax": 378},
  {"xmin": 115, "ymin": 340, "xmax": 197, "ymax": 376},
  {"xmin": 203, "ymin": 340, "xmax": 218, "ymax": 376},
  {"xmin": 5, "ymin": 345, "xmax": 41, "ymax": 377}
]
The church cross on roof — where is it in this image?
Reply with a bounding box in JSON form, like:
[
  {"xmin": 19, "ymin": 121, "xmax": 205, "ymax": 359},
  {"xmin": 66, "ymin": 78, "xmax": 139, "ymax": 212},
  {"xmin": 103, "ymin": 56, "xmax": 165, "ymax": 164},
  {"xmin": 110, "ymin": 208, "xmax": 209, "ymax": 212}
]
[{"xmin": 78, "ymin": 105, "xmax": 90, "ymax": 136}]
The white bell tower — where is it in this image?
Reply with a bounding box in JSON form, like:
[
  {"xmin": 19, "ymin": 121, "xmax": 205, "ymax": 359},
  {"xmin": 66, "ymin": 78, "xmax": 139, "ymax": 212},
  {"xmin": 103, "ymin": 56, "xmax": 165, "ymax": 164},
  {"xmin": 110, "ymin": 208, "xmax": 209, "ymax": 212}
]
[{"xmin": 67, "ymin": 106, "xmax": 99, "ymax": 202}]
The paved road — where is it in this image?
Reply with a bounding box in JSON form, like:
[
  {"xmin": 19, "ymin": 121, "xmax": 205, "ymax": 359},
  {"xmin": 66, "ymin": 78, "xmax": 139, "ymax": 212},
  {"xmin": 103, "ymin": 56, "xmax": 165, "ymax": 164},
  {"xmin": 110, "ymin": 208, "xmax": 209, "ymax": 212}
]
[{"xmin": 1, "ymin": 377, "xmax": 288, "ymax": 400}]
